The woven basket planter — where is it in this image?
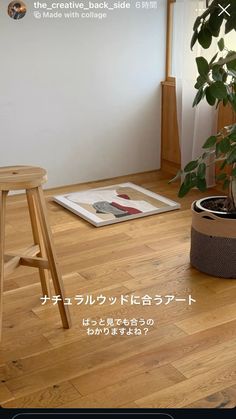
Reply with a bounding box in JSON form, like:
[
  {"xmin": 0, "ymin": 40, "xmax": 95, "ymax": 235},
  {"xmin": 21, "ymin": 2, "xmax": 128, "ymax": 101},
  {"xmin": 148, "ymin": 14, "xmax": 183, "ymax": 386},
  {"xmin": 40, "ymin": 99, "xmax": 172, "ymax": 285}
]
[{"xmin": 190, "ymin": 198, "xmax": 236, "ymax": 279}]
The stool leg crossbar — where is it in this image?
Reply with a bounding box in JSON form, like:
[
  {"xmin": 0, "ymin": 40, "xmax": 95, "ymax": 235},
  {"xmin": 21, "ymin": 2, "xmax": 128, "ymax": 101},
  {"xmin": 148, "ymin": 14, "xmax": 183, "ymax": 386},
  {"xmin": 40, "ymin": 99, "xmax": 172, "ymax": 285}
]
[{"xmin": 0, "ymin": 183, "xmax": 71, "ymax": 340}]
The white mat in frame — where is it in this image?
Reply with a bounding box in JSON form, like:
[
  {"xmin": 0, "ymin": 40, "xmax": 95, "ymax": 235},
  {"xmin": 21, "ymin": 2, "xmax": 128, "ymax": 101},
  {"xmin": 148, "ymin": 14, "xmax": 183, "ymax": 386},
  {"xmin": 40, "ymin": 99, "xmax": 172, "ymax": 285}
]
[{"xmin": 53, "ymin": 182, "xmax": 180, "ymax": 227}]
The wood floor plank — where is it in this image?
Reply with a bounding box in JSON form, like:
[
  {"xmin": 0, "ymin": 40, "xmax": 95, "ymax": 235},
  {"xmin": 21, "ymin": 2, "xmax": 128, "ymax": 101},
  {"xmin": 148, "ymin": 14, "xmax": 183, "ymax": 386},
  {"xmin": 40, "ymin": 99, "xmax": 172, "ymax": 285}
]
[
  {"xmin": 1, "ymin": 325, "xmax": 185, "ymax": 396},
  {"xmin": 172, "ymin": 337, "xmax": 236, "ymax": 379},
  {"xmin": 2, "ymin": 381, "xmax": 81, "ymax": 408},
  {"xmin": 44, "ymin": 319, "xmax": 185, "ymax": 349},
  {"xmin": 135, "ymin": 360, "xmax": 236, "ymax": 408},
  {"xmin": 0, "ymin": 383, "xmax": 14, "ymax": 404},
  {"xmin": 0, "ymin": 334, "xmax": 53, "ymax": 364},
  {"xmin": 70, "ymin": 328, "xmax": 185, "ymax": 395},
  {"xmin": 2, "ymin": 320, "xmax": 236, "ymax": 398},
  {"xmin": 176, "ymin": 301, "xmax": 236, "ymax": 335},
  {"xmin": 186, "ymin": 384, "xmax": 236, "ymax": 408},
  {"xmin": 60, "ymin": 365, "xmax": 185, "ymax": 408}
]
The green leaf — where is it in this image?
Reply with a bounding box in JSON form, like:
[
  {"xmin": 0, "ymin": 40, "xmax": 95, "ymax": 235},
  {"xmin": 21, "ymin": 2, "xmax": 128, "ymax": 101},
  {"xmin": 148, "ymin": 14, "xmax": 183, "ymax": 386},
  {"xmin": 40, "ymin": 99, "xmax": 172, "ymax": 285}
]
[
  {"xmin": 190, "ymin": 172, "xmax": 197, "ymax": 183},
  {"xmin": 178, "ymin": 173, "xmax": 196, "ymax": 198},
  {"xmin": 197, "ymin": 177, "xmax": 207, "ymax": 192},
  {"xmin": 207, "ymin": 11, "xmax": 223, "ymax": 37},
  {"xmin": 229, "ymin": 132, "xmax": 236, "ymax": 141},
  {"xmin": 220, "ymin": 160, "xmax": 227, "ymax": 170},
  {"xmin": 192, "ymin": 88, "xmax": 204, "ymax": 107},
  {"xmin": 219, "ymin": 137, "xmax": 231, "ymax": 153},
  {"xmin": 227, "ymin": 58, "xmax": 236, "ymax": 72},
  {"xmin": 227, "ymin": 147, "xmax": 236, "ymax": 164},
  {"xmin": 194, "ymin": 75, "xmax": 207, "ymax": 90},
  {"xmin": 216, "ymin": 142, "xmax": 221, "ymax": 158},
  {"xmin": 191, "ymin": 29, "xmax": 199, "ymax": 50},
  {"xmin": 223, "ymin": 179, "xmax": 230, "ymax": 190},
  {"xmin": 225, "ymin": 14, "xmax": 236, "ymax": 34},
  {"xmin": 197, "ymin": 163, "xmax": 206, "ymax": 180},
  {"xmin": 222, "ymin": 70, "xmax": 228, "ymax": 83},
  {"xmin": 212, "ymin": 65, "xmax": 222, "ymax": 82},
  {"xmin": 193, "ymin": 16, "xmax": 201, "ymax": 32},
  {"xmin": 208, "ymin": 81, "xmax": 228, "ymax": 100},
  {"xmin": 232, "ymin": 167, "xmax": 236, "ymax": 177},
  {"xmin": 196, "ymin": 57, "xmax": 209, "ymax": 76},
  {"xmin": 184, "ymin": 160, "xmax": 199, "ymax": 173},
  {"xmin": 178, "ymin": 181, "xmax": 191, "ymax": 198},
  {"xmin": 202, "ymin": 135, "xmax": 217, "ymax": 149},
  {"xmin": 231, "ymin": 124, "xmax": 236, "ymax": 134},
  {"xmin": 205, "ymin": 86, "xmax": 216, "ymax": 106},
  {"xmin": 218, "ymin": 38, "xmax": 224, "ymax": 51},
  {"xmin": 216, "ymin": 173, "xmax": 227, "ymax": 181},
  {"xmin": 198, "ymin": 26, "xmax": 212, "ymax": 49},
  {"xmin": 201, "ymin": 151, "xmax": 209, "ymax": 160},
  {"xmin": 209, "ymin": 52, "xmax": 218, "ymax": 66}
]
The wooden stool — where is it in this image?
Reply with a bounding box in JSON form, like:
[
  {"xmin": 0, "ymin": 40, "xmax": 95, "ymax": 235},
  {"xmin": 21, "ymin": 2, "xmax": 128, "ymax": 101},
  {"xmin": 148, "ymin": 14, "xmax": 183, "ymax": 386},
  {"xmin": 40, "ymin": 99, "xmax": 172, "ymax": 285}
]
[{"xmin": 0, "ymin": 166, "xmax": 71, "ymax": 339}]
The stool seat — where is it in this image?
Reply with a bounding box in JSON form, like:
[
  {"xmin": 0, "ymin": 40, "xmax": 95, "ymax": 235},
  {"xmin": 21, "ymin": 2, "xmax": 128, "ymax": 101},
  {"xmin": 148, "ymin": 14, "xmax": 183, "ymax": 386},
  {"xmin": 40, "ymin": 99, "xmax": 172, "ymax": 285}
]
[{"xmin": 0, "ymin": 166, "xmax": 47, "ymax": 191}]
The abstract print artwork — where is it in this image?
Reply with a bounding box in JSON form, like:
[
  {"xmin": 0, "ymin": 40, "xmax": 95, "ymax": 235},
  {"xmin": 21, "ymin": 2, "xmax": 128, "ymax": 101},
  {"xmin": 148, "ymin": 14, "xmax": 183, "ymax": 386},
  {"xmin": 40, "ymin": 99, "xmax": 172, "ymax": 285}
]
[{"xmin": 53, "ymin": 183, "xmax": 180, "ymax": 227}]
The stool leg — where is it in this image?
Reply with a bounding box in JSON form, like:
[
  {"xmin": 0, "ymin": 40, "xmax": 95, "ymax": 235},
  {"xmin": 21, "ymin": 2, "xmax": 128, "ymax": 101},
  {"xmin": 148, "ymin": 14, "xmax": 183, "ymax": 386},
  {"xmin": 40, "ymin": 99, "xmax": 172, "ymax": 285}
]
[
  {"xmin": 31, "ymin": 186, "xmax": 71, "ymax": 329},
  {"xmin": 26, "ymin": 189, "xmax": 51, "ymax": 297},
  {"xmin": 0, "ymin": 191, "xmax": 8, "ymax": 341}
]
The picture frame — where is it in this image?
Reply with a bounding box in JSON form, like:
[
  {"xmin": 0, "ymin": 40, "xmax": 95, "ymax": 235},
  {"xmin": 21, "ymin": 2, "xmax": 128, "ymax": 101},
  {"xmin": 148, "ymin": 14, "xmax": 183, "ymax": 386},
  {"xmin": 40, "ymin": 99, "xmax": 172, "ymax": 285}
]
[{"xmin": 53, "ymin": 182, "xmax": 180, "ymax": 227}]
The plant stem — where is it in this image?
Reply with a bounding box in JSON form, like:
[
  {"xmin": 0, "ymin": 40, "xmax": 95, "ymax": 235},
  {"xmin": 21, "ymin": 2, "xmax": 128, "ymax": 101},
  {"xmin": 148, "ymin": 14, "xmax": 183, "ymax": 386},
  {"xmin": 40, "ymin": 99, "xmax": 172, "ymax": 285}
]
[{"xmin": 214, "ymin": 53, "xmax": 236, "ymax": 67}]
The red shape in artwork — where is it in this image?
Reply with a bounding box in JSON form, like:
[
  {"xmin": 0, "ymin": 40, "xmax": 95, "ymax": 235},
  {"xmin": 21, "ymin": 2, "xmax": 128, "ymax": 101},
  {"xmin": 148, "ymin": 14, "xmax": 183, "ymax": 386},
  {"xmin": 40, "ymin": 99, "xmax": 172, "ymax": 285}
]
[
  {"xmin": 111, "ymin": 202, "xmax": 142, "ymax": 215},
  {"xmin": 117, "ymin": 194, "xmax": 130, "ymax": 200}
]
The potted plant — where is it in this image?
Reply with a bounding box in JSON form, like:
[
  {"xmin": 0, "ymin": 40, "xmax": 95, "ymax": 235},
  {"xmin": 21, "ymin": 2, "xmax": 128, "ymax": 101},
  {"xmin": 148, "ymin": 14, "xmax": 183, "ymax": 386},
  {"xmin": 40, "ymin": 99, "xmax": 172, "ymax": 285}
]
[{"xmin": 171, "ymin": 0, "xmax": 236, "ymax": 278}]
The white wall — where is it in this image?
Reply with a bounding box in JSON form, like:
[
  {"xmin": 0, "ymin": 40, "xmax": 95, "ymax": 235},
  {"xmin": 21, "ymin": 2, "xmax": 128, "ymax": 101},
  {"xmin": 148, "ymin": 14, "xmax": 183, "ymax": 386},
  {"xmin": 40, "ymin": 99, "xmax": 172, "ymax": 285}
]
[{"xmin": 0, "ymin": 1, "xmax": 166, "ymax": 188}]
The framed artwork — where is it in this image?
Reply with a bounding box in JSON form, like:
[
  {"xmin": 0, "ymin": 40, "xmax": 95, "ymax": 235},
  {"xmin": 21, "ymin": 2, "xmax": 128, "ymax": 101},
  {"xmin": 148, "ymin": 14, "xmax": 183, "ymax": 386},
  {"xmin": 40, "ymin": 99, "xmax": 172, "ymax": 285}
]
[{"xmin": 53, "ymin": 182, "xmax": 180, "ymax": 227}]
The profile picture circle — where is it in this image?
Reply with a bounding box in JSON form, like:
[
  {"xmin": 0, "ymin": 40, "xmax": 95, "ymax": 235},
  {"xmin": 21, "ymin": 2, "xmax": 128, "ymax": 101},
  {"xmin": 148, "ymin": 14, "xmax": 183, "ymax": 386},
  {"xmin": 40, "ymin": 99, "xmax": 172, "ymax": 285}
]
[{"xmin": 8, "ymin": 1, "xmax": 27, "ymax": 20}]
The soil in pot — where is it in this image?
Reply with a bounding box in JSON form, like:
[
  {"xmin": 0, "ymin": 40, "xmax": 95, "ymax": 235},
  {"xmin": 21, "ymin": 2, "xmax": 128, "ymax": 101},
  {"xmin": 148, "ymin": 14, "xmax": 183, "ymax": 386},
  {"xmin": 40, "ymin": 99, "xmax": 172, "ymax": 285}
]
[
  {"xmin": 195, "ymin": 197, "xmax": 236, "ymax": 219},
  {"xmin": 201, "ymin": 197, "xmax": 227, "ymax": 212}
]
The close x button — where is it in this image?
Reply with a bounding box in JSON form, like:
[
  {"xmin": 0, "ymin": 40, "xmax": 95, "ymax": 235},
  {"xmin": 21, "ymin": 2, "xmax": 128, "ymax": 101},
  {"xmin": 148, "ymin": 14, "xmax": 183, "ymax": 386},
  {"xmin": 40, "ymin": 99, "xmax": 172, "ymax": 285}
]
[{"xmin": 218, "ymin": 3, "xmax": 231, "ymax": 16}]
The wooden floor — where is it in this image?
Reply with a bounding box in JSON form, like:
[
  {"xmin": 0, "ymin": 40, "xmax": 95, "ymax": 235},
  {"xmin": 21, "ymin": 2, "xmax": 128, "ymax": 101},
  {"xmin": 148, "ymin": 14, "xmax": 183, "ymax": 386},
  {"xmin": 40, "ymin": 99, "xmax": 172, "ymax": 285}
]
[{"xmin": 1, "ymin": 170, "xmax": 236, "ymax": 409}]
